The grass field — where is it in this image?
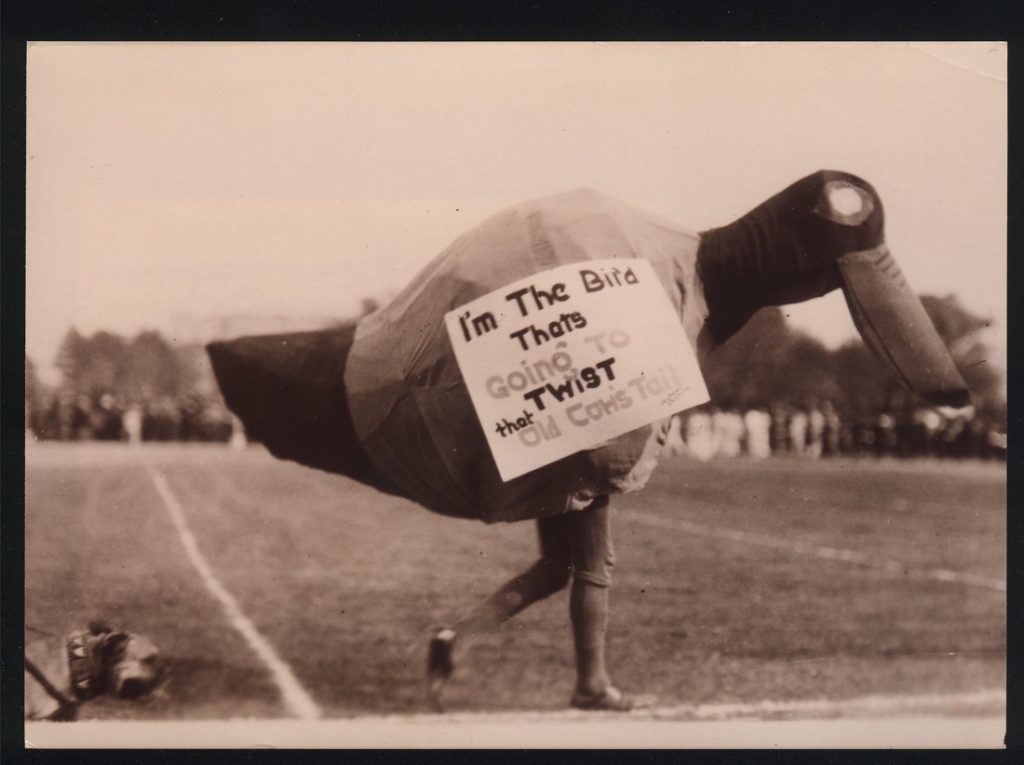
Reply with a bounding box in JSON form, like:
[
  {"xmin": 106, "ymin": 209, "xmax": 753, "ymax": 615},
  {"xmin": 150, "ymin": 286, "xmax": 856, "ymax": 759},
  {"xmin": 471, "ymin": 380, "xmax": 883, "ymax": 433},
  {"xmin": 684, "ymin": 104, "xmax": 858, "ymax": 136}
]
[{"xmin": 24, "ymin": 442, "xmax": 1006, "ymax": 723}]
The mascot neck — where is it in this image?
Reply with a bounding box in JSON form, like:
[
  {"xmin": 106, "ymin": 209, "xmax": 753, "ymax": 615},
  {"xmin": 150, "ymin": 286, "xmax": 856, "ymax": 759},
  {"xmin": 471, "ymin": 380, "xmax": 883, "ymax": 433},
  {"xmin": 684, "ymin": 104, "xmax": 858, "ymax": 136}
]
[{"xmin": 696, "ymin": 206, "xmax": 788, "ymax": 345}]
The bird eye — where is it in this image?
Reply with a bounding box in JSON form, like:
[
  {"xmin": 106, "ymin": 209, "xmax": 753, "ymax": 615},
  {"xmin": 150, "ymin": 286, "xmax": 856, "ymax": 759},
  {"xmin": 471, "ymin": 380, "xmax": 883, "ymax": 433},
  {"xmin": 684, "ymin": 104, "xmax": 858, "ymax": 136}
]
[
  {"xmin": 828, "ymin": 186, "xmax": 863, "ymax": 216},
  {"xmin": 816, "ymin": 180, "xmax": 874, "ymax": 226}
]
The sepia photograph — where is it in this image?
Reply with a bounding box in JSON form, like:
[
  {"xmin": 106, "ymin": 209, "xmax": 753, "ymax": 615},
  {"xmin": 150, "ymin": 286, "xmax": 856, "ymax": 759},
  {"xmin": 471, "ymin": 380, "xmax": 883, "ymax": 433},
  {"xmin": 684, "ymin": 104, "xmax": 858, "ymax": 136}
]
[{"xmin": 23, "ymin": 42, "xmax": 1006, "ymax": 748}]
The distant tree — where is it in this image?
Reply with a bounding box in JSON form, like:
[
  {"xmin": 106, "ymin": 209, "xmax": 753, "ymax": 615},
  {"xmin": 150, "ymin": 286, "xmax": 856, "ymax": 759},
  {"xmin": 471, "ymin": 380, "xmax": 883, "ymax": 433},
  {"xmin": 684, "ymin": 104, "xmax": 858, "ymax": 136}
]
[
  {"xmin": 123, "ymin": 331, "xmax": 187, "ymax": 400},
  {"xmin": 26, "ymin": 355, "xmax": 40, "ymax": 404},
  {"xmin": 702, "ymin": 307, "xmax": 792, "ymax": 409},
  {"xmin": 832, "ymin": 339, "xmax": 892, "ymax": 418},
  {"xmin": 54, "ymin": 328, "xmax": 88, "ymax": 391},
  {"xmin": 702, "ymin": 307, "xmax": 839, "ymax": 410},
  {"xmin": 87, "ymin": 331, "xmax": 129, "ymax": 394},
  {"xmin": 26, "ymin": 355, "xmax": 44, "ymax": 431},
  {"xmin": 54, "ymin": 327, "xmax": 198, "ymax": 402},
  {"xmin": 175, "ymin": 343, "xmax": 214, "ymax": 397},
  {"xmin": 54, "ymin": 328, "xmax": 128, "ymax": 397},
  {"xmin": 783, "ymin": 335, "xmax": 843, "ymax": 408}
]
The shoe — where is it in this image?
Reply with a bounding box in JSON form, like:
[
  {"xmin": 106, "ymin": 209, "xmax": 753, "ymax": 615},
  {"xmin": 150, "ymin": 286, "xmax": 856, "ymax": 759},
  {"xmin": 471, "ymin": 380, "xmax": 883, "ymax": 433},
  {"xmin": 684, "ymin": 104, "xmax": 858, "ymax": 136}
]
[
  {"xmin": 426, "ymin": 628, "xmax": 456, "ymax": 710},
  {"xmin": 570, "ymin": 685, "xmax": 655, "ymax": 712}
]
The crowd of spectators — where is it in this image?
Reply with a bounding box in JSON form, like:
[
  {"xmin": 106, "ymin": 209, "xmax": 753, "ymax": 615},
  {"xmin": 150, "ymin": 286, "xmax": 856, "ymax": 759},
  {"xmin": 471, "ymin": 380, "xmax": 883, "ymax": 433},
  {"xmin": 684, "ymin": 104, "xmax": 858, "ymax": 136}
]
[
  {"xmin": 665, "ymin": 400, "xmax": 1006, "ymax": 462},
  {"xmin": 27, "ymin": 390, "xmax": 1005, "ymax": 462},
  {"xmin": 26, "ymin": 390, "xmax": 238, "ymax": 444}
]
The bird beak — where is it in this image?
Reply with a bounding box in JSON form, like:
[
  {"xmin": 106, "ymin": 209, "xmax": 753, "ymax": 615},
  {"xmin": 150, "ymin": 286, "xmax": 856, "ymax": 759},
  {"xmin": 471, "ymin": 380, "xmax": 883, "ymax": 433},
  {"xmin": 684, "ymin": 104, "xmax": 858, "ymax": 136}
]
[{"xmin": 837, "ymin": 245, "xmax": 971, "ymax": 408}]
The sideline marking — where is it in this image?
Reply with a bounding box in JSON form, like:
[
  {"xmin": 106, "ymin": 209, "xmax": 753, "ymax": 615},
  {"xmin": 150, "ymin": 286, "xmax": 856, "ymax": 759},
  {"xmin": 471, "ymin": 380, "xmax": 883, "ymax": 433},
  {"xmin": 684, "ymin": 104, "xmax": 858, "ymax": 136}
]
[
  {"xmin": 625, "ymin": 511, "xmax": 1006, "ymax": 592},
  {"xmin": 372, "ymin": 687, "xmax": 1007, "ymax": 723},
  {"xmin": 145, "ymin": 463, "xmax": 323, "ymax": 720}
]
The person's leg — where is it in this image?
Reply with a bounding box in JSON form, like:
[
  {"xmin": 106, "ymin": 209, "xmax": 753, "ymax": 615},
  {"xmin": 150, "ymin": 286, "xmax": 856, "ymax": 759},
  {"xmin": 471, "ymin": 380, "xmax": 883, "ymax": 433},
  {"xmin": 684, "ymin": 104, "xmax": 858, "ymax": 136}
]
[
  {"xmin": 451, "ymin": 553, "xmax": 571, "ymax": 647},
  {"xmin": 570, "ymin": 578, "xmax": 612, "ymax": 695},
  {"xmin": 428, "ymin": 496, "xmax": 642, "ymax": 711},
  {"xmin": 427, "ymin": 516, "xmax": 572, "ymax": 703},
  {"xmin": 561, "ymin": 495, "xmax": 639, "ymax": 709}
]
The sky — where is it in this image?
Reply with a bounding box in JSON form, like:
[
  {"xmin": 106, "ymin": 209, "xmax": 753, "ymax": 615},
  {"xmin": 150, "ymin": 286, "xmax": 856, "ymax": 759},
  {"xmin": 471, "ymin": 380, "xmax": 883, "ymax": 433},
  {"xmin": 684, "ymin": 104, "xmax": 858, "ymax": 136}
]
[{"xmin": 26, "ymin": 42, "xmax": 1006, "ymax": 384}]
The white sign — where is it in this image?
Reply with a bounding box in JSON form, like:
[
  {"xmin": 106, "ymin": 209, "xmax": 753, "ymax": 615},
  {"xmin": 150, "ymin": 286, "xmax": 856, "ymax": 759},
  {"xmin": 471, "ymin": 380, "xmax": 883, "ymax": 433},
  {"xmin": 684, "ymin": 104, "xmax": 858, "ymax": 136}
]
[{"xmin": 445, "ymin": 259, "xmax": 709, "ymax": 481}]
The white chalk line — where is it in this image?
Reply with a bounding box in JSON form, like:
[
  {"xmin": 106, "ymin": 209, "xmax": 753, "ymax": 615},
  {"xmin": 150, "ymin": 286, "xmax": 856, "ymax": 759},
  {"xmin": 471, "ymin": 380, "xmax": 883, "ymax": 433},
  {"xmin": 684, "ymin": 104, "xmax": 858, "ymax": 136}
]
[
  {"xmin": 625, "ymin": 511, "xmax": 1006, "ymax": 592},
  {"xmin": 145, "ymin": 463, "xmax": 323, "ymax": 720},
  {"xmin": 381, "ymin": 687, "xmax": 1007, "ymax": 724}
]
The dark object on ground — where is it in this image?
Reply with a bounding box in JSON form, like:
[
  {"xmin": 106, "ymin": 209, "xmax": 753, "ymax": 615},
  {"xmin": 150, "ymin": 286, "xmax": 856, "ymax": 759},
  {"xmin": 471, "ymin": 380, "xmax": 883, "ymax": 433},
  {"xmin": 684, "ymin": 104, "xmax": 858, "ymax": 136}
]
[{"xmin": 25, "ymin": 620, "xmax": 164, "ymax": 721}]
